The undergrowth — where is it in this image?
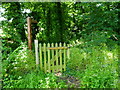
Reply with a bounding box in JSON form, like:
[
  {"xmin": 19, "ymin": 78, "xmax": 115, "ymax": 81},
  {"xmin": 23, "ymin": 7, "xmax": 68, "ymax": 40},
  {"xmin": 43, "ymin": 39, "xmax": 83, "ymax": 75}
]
[
  {"xmin": 2, "ymin": 31, "xmax": 119, "ymax": 88},
  {"xmin": 66, "ymin": 31, "xmax": 119, "ymax": 88},
  {"xmin": 2, "ymin": 42, "xmax": 68, "ymax": 88}
]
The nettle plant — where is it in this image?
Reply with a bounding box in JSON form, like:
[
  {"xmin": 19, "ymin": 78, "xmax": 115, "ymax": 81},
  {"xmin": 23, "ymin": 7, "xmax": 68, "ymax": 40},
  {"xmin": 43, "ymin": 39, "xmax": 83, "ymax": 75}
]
[
  {"xmin": 3, "ymin": 42, "xmax": 35, "ymax": 77},
  {"xmin": 38, "ymin": 73, "xmax": 68, "ymax": 88}
]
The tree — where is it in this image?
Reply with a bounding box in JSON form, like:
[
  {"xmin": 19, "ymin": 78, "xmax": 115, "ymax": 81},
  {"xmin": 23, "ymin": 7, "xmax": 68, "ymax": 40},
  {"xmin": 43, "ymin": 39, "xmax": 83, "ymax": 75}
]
[{"xmin": 2, "ymin": 2, "xmax": 27, "ymax": 42}]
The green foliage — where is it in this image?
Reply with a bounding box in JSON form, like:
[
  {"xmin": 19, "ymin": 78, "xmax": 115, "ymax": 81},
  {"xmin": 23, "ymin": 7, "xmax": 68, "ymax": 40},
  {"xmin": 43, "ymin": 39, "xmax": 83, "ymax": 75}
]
[
  {"xmin": 2, "ymin": 2, "xmax": 27, "ymax": 42},
  {"xmin": 2, "ymin": 2, "xmax": 120, "ymax": 43},
  {"xmin": 67, "ymin": 47, "xmax": 89, "ymax": 71},
  {"xmin": 38, "ymin": 73, "xmax": 68, "ymax": 88},
  {"xmin": 1, "ymin": 2, "xmax": 120, "ymax": 88},
  {"xmin": 3, "ymin": 42, "xmax": 35, "ymax": 77},
  {"xmin": 80, "ymin": 46, "xmax": 118, "ymax": 88},
  {"xmin": 2, "ymin": 42, "xmax": 68, "ymax": 88},
  {"xmin": 3, "ymin": 70, "xmax": 68, "ymax": 88},
  {"xmin": 3, "ymin": 71, "xmax": 44, "ymax": 88},
  {"xmin": 67, "ymin": 36, "xmax": 118, "ymax": 88},
  {"xmin": 81, "ymin": 62, "xmax": 118, "ymax": 88}
]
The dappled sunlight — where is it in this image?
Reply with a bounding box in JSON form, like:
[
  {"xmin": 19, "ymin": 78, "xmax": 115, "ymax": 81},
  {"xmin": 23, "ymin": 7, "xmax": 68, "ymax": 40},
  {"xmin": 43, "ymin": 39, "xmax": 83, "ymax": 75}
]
[
  {"xmin": 83, "ymin": 52, "xmax": 87, "ymax": 59},
  {"xmin": 69, "ymin": 39, "xmax": 85, "ymax": 47},
  {"xmin": 107, "ymin": 52, "xmax": 113, "ymax": 59}
]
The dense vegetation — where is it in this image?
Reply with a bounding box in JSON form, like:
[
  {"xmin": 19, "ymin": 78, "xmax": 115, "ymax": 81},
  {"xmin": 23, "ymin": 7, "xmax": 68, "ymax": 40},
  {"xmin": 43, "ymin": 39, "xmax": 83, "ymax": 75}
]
[{"xmin": 1, "ymin": 2, "xmax": 120, "ymax": 88}]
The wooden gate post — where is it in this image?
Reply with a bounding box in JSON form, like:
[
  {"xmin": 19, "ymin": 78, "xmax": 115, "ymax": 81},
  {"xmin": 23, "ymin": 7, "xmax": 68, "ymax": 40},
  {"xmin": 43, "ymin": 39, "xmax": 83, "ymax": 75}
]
[
  {"xmin": 27, "ymin": 17, "xmax": 38, "ymax": 50},
  {"xmin": 27, "ymin": 17, "xmax": 32, "ymax": 50}
]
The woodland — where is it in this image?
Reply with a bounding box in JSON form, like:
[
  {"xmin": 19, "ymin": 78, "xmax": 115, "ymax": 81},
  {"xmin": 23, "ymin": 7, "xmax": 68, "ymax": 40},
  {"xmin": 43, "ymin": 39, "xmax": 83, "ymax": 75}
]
[{"xmin": 0, "ymin": 2, "xmax": 120, "ymax": 88}]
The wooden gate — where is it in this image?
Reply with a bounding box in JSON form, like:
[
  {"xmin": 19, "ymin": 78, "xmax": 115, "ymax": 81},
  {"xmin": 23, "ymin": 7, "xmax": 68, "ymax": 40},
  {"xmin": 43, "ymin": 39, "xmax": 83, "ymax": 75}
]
[{"xmin": 34, "ymin": 40, "xmax": 70, "ymax": 73}]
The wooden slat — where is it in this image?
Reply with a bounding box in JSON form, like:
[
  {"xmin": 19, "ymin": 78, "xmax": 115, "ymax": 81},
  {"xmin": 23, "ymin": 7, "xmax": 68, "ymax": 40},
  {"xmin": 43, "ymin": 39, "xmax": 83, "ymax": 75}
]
[
  {"xmin": 51, "ymin": 43, "xmax": 54, "ymax": 72},
  {"xmin": 55, "ymin": 43, "xmax": 58, "ymax": 72},
  {"xmin": 43, "ymin": 43, "xmax": 47, "ymax": 73},
  {"xmin": 63, "ymin": 43, "xmax": 66, "ymax": 71},
  {"xmin": 59, "ymin": 43, "xmax": 62, "ymax": 72},
  {"xmin": 47, "ymin": 43, "xmax": 50, "ymax": 73},
  {"xmin": 50, "ymin": 50, "xmax": 63, "ymax": 66},
  {"xmin": 39, "ymin": 43, "xmax": 42, "ymax": 70}
]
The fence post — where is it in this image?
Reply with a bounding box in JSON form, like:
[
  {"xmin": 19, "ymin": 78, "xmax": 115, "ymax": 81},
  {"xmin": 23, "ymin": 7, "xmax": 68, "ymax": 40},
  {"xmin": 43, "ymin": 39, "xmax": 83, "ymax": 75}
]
[{"xmin": 34, "ymin": 40, "xmax": 39, "ymax": 69}]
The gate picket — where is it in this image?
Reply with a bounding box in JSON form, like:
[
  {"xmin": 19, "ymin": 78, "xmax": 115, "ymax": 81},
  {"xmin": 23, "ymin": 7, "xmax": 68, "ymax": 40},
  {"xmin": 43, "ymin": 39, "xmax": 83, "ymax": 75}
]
[
  {"xmin": 39, "ymin": 43, "xmax": 42, "ymax": 70},
  {"xmin": 43, "ymin": 43, "xmax": 47, "ymax": 73},
  {"xmin": 55, "ymin": 43, "xmax": 58, "ymax": 72},
  {"xmin": 59, "ymin": 42, "xmax": 62, "ymax": 72},
  {"xmin": 47, "ymin": 43, "xmax": 50, "ymax": 73},
  {"xmin": 51, "ymin": 43, "xmax": 54, "ymax": 72},
  {"xmin": 63, "ymin": 43, "xmax": 66, "ymax": 71}
]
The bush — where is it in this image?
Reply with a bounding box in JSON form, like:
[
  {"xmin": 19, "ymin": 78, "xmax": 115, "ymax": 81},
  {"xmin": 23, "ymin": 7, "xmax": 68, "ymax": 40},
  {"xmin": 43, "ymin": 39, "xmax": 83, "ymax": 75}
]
[
  {"xmin": 3, "ymin": 42, "xmax": 35, "ymax": 76},
  {"xmin": 2, "ymin": 42, "xmax": 36, "ymax": 88}
]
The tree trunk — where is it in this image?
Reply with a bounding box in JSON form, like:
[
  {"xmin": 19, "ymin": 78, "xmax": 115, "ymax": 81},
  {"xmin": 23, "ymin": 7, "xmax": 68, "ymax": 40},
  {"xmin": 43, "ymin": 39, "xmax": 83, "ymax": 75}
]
[
  {"xmin": 46, "ymin": 7, "xmax": 51, "ymax": 42},
  {"xmin": 56, "ymin": 2, "xmax": 63, "ymax": 42}
]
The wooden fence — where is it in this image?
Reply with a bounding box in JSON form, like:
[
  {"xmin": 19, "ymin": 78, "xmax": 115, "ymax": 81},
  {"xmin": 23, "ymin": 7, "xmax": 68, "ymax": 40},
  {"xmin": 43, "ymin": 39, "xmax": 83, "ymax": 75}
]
[{"xmin": 34, "ymin": 40, "xmax": 70, "ymax": 73}]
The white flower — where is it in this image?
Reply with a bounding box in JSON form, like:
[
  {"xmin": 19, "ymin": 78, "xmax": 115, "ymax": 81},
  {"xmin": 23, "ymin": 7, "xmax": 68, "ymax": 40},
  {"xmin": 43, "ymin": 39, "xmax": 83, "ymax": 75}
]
[
  {"xmin": 107, "ymin": 52, "xmax": 113, "ymax": 59},
  {"xmin": 18, "ymin": 76, "xmax": 22, "ymax": 79},
  {"xmin": 39, "ymin": 80, "xmax": 43, "ymax": 83},
  {"xmin": 14, "ymin": 67, "xmax": 18, "ymax": 69},
  {"xmin": 45, "ymin": 77, "xmax": 49, "ymax": 80},
  {"xmin": 46, "ymin": 81, "xmax": 49, "ymax": 84}
]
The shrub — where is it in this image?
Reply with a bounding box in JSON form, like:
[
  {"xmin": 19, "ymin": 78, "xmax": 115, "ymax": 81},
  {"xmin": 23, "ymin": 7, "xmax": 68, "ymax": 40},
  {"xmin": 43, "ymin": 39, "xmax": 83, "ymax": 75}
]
[{"xmin": 67, "ymin": 47, "xmax": 90, "ymax": 72}]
